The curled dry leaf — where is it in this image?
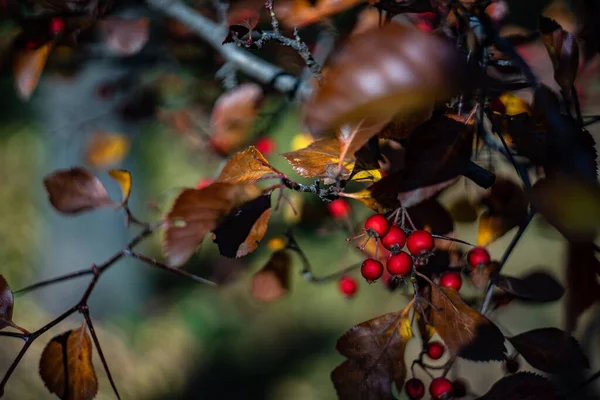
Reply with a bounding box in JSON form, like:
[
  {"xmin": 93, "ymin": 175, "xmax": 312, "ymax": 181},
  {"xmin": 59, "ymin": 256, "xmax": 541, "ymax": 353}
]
[
  {"xmin": 216, "ymin": 146, "xmax": 279, "ymax": 184},
  {"xmin": 163, "ymin": 183, "xmax": 263, "ymax": 266},
  {"xmin": 491, "ymin": 271, "xmax": 564, "ymax": 302},
  {"xmin": 332, "ymin": 303, "xmax": 413, "ymax": 400},
  {"xmin": 542, "ymin": 22, "xmax": 579, "ymax": 92},
  {"xmin": 13, "ymin": 41, "xmax": 53, "ymax": 101},
  {"xmin": 304, "ymin": 23, "xmax": 465, "ymax": 135},
  {"xmin": 508, "ymin": 328, "xmax": 589, "ymax": 374},
  {"xmin": 108, "ymin": 169, "xmax": 132, "ymax": 206},
  {"xmin": 213, "ymin": 194, "xmax": 272, "ymax": 258},
  {"xmin": 39, "ymin": 326, "xmax": 98, "ymax": 400},
  {"xmin": 478, "ymin": 372, "xmax": 557, "ymax": 400},
  {"xmin": 43, "ymin": 167, "xmax": 113, "ymax": 214},
  {"xmin": 532, "ymin": 176, "xmax": 600, "ymax": 241},
  {"xmin": 250, "ymin": 250, "xmax": 291, "ymax": 303},
  {"xmin": 210, "ymin": 83, "xmax": 263, "ymax": 156},
  {"xmin": 99, "ymin": 18, "xmax": 150, "ymax": 56},
  {"xmin": 85, "ymin": 131, "xmax": 130, "ymax": 169},
  {"xmin": 430, "ymin": 286, "xmax": 506, "ymax": 361},
  {"xmin": 0, "ymin": 275, "xmax": 16, "ymax": 331},
  {"xmin": 339, "ymin": 184, "xmax": 400, "ymax": 214},
  {"xmin": 275, "ymin": 0, "xmax": 364, "ymax": 28}
]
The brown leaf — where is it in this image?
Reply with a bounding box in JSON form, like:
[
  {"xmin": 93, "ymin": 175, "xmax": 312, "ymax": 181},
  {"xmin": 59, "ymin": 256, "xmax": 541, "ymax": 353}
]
[
  {"xmin": 304, "ymin": 24, "xmax": 465, "ymax": 135},
  {"xmin": 108, "ymin": 169, "xmax": 132, "ymax": 206},
  {"xmin": 430, "ymin": 286, "xmax": 506, "ymax": 361},
  {"xmin": 508, "ymin": 328, "xmax": 589, "ymax": 374},
  {"xmin": 275, "ymin": 0, "xmax": 365, "ymax": 28},
  {"xmin": 469, "ymin": 262, "xmax": 499, "ymax": 290},
  {"xmin": 43, "ymin": 167, "xmax": 113, "ymax": 214},
  {"xmin": 0, "ymin": 275, "xmax": 15, "ymax": 331},
  {"xmin": 210, "ymin": 83, "xmax": 263, "ymax": 156},
  {"xmin": 163, "ymin": 183, "xmax": 263, "ymax": 266},
  {"xmin": 491, "ymin": 271, "xmax": 564, "ymax": 302},
  {"xmin": 543, "ymin": 23, "xmax": 580, "ymax": 92},
  {"xmin": 39, "ymin": 326, "xmax": 98, "ymax": 400},
  {"xmin": 332, "ymin": 304, "xmax": 413, "ymax": 400},
  {"xmin": 250, "ymin": 250, "xmax": 291, "ymax": 303},
  {"xmin": 212, "ymin": 194, "xmax": 272, "ymax": 258},
  {"xmin": 532, "ymin": 176, "xmax": 600, "ymax": 241},
  {"xmin": 85, "ymin": 131, "xmax": 130, "ymax": 169},
  {"xmin": 565, "ymin": 242, "xmax": 600, "ymax": 332},
  {"xmin": 378, "ymin": 106, "xmax": 433, "ymax": 141},
  {"xmin": 478, "ymin": 372, "xmax": 557, "ymax": 400},
  {"xmin": 339, "ymin": 184, "xmax": 400, "ymax": 214},
  {"xmin": 13, "ymin": 41, "xmax": 53, "ymax": 101},
  {"xmin": 216, "ymin": 146, "xmax": 279, "ymax": 184},
  {"xmin": 99, "ymin": 18, "xmax": 150, "ymax": 56}
]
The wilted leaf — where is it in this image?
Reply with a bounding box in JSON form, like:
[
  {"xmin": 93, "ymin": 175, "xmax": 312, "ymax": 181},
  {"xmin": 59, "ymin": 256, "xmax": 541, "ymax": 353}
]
[
  {"xmin": 565, "ymin": 242, "xmax": 600, "ymax": 332},
  {"xmin": 43, "ymin": 167, "xmax": 113, "ymax": 214},
  {"xmin": 532, "ymin": 176, "xmax": 600, "ymax": 241},
  {"xmin": 508, "ymin": 328, "xmax": 589, "ymax": 373},
  {"xmin": 213, "ymin": 194, "xmax": 271, "ymax": 258},
  {"xmin": 210, "ymin": 83, "xmax": 263, "ymax": 156},
  {"xmin": 378, "ymin": 106, "xmax": 433, "ymax": 141},
  {"xmin": 431, "ymin": 286, "xmax": 506, "ymax": 361},
  {"xmin": 275, "ymin": 0, "xmax": 365, "ymax": 28},
  {"xmin": 13, "ymin": 41, "xmax": 53, "ymax": 101},
  {"xmin": 39, "ymin": 326, "xmax": 98, "ymax": 400},
  {"xmin": 477, "ymin": 372, "xmax": 557, "ymax": 400},
  {"xmin": 332, "ymin": 304, "xmax": 412, "ymax": 400},
  {"xmin": 108, "ymin": 169, "xmax": 132, "ymax": 206},
  {"xmin": 216, "ymin": 146, "xmax": 279, "ymax": 184},
  {"xmin": 340, "ymin": 185, "xmax": 400, "ymax": 214},
  {"xmin": 542, "ymin": 19, "xmax": 579, "ymax": 92},
  {"xmin": 99, "ymin": 18, "xmax": 150, "ymax": 56},
  {"xmin": 164, "ymin": 183, "xmax": 263, "ymax": 266},
  {"xmin": 492, "ymin": 271, "xmax": 564, "ymax": 302},
  {"xmin": 250, "ymin": 250, "xmax": 291, "ymax": 302},
  {"xmin": 85, "ymin": 131, "xmax": 130, "ymax": 169},
  {"xmin": 0, "ymin": 275, "xmax": 15, "ymax": 331},
  {"xmin": 304, "ymin": 24, "xmax": 465, "ymax": 135}
]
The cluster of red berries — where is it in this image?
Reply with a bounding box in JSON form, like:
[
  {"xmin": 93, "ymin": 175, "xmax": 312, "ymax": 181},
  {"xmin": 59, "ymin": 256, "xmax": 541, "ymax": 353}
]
[{"xmin": 360, "ymin": 214, "xmax": 434, "ymax": 283}]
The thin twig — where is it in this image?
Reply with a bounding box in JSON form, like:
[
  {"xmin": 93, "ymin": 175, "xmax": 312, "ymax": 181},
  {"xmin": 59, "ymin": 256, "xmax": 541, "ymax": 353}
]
[{"xmin": 127, "ymin": 252, "xmax": 217, "ymax": 286}]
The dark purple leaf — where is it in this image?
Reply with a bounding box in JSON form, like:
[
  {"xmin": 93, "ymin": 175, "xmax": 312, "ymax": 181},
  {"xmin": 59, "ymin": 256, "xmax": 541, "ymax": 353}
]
[
  {"xmin": 491, "ymin": 271, "xmax": 564, "ymax": 302},
  {"xmin": 477, "ymin": 372, "xmax": 557, "ymax": 400}
]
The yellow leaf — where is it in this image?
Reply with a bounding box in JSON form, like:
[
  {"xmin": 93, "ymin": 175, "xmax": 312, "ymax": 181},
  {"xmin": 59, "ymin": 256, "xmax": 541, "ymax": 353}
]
[
  {"xmin": 497, "ymin": 93, "xmax": 531, "ymax": 116},
  {"xmin": 290, "ymin": 133, "xmax": 314, "ymax": 151},
  {"xmin": 216, "ymin": 146, "xmax": 279, "ymax": 184},
  {"xmin": 13, "ymin": 42, "xmax": 53, "ymax": 101},
  {"xmin": 85, "ymin": 132, "xmax": 130, "ymax": 169},
  {"xmin": 339, "ymin": 186, "xmax": 399, "ymax": 214},
  {"xmin": 108, "ymin": 169, "xmax": 132, "ymax": 205},
  {"xmin": 267, "ymin": 237, "xmax": 287, "ymax": 251}
]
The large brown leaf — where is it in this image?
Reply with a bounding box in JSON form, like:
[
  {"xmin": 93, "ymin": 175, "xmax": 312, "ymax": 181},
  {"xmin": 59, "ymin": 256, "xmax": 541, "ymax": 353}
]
[
  {"xmin": 163, "ymin": 183, "xmax": 263, "ymax": 266},
  {"xmin": 331, "ymin": 304, "xmax": 413, "ymax": 400},
  {"xmin": 431, "ymin": 286, "xmax": 506, "ymax": 361},
  {"xmin": 304, "ymin": 24, "xmax": 464, "ymax": 135},
  {"xmin": 216, "ymin": 146, "xmax": 279, "ymax": 184},
  {"xmin": 478, "ymin": 372, "xmax": 557, "ymax": 400},
  {"xmin": 210, "ymin": 83, "xmax": 263, "ymax": 156},
  {"xmin": 13, "ymin": 41, "xmax": 53, "ymax": 101},
  {"xmin": 275, "ymin": 0, "xmax": 365, "ymax": 28},
  {"xmin": 43, "ymin": 167, "xmax": 113, "ymax": 214},
  {"xmin": 508, "ymin": 328, "xmax": 589, "ymax": 374},
  {"xmin": 39, "ymin": 326, "xmax": 98, "ymax": 400},
  {"xmin": 250, "ymin": 250, "xmax": 291, "ymax": 303}
]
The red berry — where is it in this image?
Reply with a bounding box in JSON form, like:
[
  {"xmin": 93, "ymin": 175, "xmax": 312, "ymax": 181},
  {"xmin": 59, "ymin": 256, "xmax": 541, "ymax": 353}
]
[
  {"xmin": 49, "ymin": 17, "xmax": 66, "ymax": 35},
  {"xmin": 195, "ymin": 178, "xmax": 212, "ymax": 189},
  {"xmin": 328, "ymin": 199, "xmax": 351, "ymax": 219},
  {"xmin": 429, "ymin": 377, "xmax": 453, "ymax": 400},
  {"xmin": 406, "ymin": 230, "xmax": 434, "ymax": 256},
  {"xmin": 361, "ymin": 258, "xmax": 384, "ymax": 282},
  {"xmin": 254, "ymin": 136, "xmax": 276, "ymax": 156},
  {"xmin": 426, "ymin": 341, "xmax": 445, "ymax": 360},
  {"xmin": 338, "ymin": 276, "xmax": 358, "ymax": 297},
  {"xmin": 386, "ymin": 252, "xmax": 413, "ymax": 276},
  {"xmin": 467, "ymin": 247, "xmax": 491, "ymax": 268},
  {"xmin": 440, "ymin": 272, "xmax": 462, "ymax": 291},
  {"xmin": 405, "ymin": 378, "xmax": 425, "ymax": 400},
  {"xmin": 381, "ymin": 225, "xmax": 407, "ymax": 250},
  {"xmin": 364, "ymin": 214, "xmax": 389, "ymax": 238}
]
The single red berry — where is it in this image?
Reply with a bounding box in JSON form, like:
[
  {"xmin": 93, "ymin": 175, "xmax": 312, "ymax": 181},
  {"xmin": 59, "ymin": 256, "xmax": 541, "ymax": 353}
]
[
  {"xmin": 406, "ymin": 230, "xmax": 434, "ymax": 256},
  {"xmin": 361, "ymin": 258, "xmax": 384, "ymax": 282},
  {"xmin": 195, "ymin": 178, "xmax": 212, "ymax": 189},
  {"xmin": 328, "ymin": 199, "xmax": 351, "ymax": 219},
  {"xmin": 381, "ymin": 225, "xmax": 407, "ymax": 251},
  {"xmin": 254, "ymin": 136, "xmax": 276, "ymax": 156},
  {"xmin": 504, "ymin": 357, "xmax": 520, "ymax": 374},
  {"xmin": 426, "ymin": 341, "xmax": 445, "ymax": 360},
  {"xmin": 405, "ymin": 378, "xmax": 425, "ymax": 400},
  {"xmin": 452, "ymin": 379, "xmax": 468, "ymax": 398},
  {"xmin": 364, "ymin": 214, "xmax": 389, "ymax": 238},
  {"xmin": 440, "ymin": 272, "xmax": 462, "ymax": 291},
  {"xmin": 467, "ymin": 247, "xmax": 491, "ymax": 268},
  {"xmin": 338, "ymin": 276, "xmax": 358, "ymax": 297},
  {"xmin": 430, "ymin": 377, "xmax": 453, "ymax": 400},
  {"xmin": 49, "ymin": 17, "xmax": 66, "ymax": 35},
  {"xmin": 386, "ymin": 252, "xmax": 413, "ymax": 276}
]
